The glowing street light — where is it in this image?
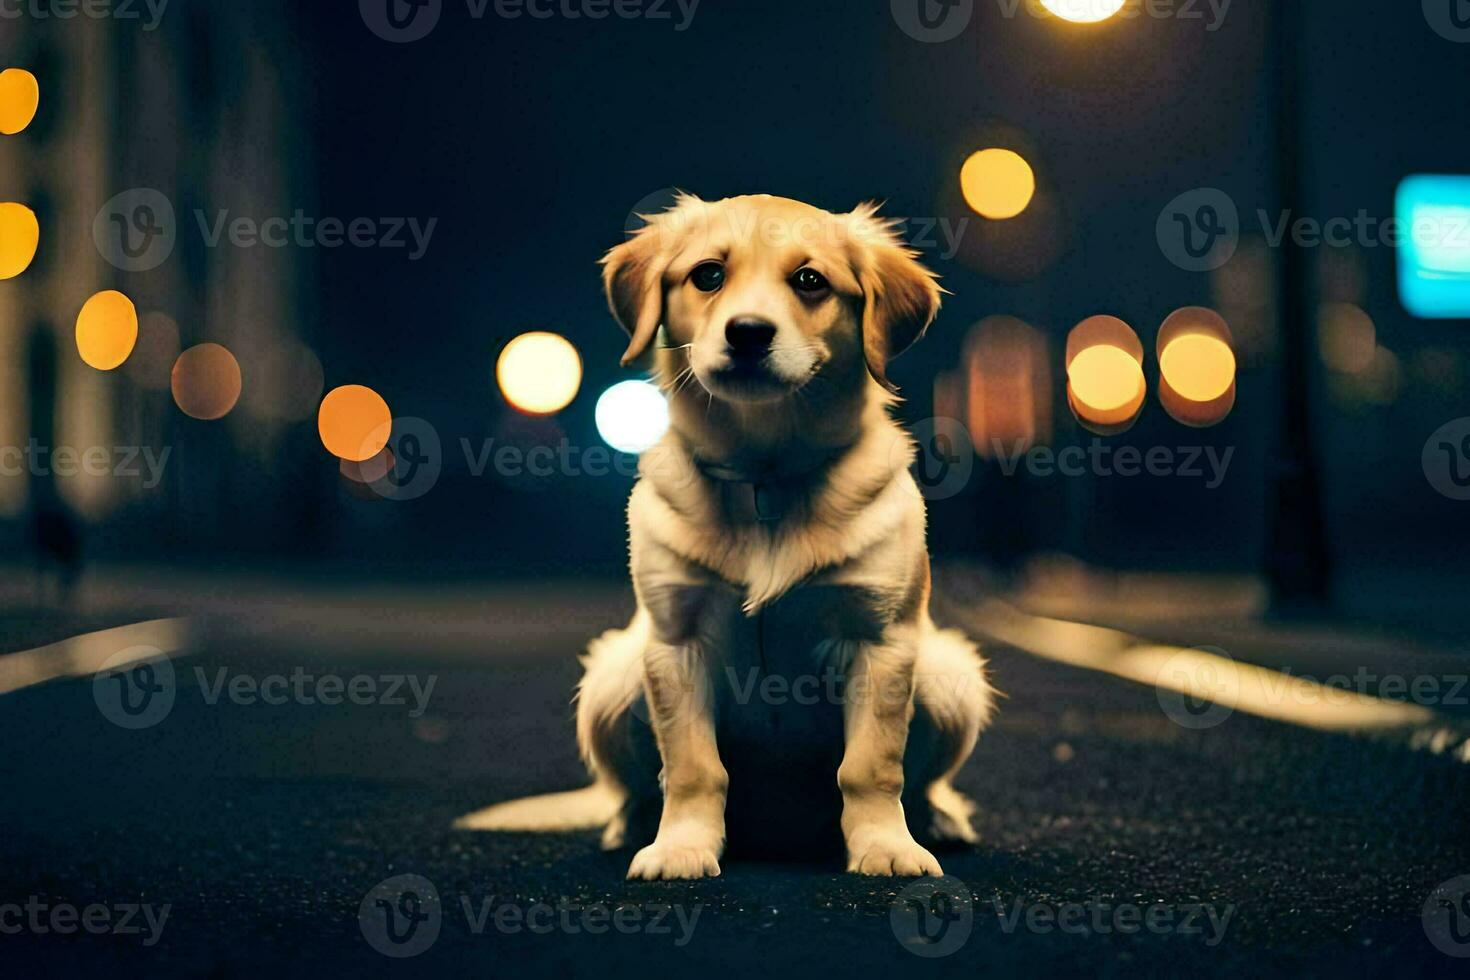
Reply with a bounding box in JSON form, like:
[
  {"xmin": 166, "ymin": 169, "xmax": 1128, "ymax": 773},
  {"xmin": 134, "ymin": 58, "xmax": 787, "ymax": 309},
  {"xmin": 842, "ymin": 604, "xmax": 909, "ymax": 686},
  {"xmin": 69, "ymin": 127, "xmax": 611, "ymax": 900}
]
[
  {"xmin": 960, "ymin": 149, "xmax": 1036, "ymax": 220},
  {"xmin": 75, "ymin": 290, "xmax": 139, "ymax": 371},
  {"xmin": 318, "ymin": 384, "xmax": 392, "ymax": 462},
  {"xmin": 1156, "ymin": 307, "xmax": 1236, "ymax": 427},
  {"xmin": 0, "ymin": 202, "xmax": 39, "ymax": 279},
  {"xmin": 596, "ymin": 380, "xmax": 669, "ymax": 455},
  {"xmin": 1039, "ymin": 0, "xmax": 1129, "ymax": 23},
  {"xmin": 0, "ymin": 68, "xmax": 38, "ymax": 135},
  {"xmin": 497, "ymin": 331, "xmax": 582, "ymax": 416},
  {"xmin": 1066, "ymin": 315, "xmax": 1146, "ymax": 434}
]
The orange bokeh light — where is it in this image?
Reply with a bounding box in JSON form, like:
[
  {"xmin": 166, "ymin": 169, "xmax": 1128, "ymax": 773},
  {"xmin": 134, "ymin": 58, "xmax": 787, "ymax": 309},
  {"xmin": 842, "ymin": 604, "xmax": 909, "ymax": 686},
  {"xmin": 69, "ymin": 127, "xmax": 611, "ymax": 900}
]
[
  {"xmin": 75, "ymin": 290, "xmax": 140, "ymax": 371},
  {"xmin": 318, "ymin": 384, "xmax": 392, "ymax": 462}
]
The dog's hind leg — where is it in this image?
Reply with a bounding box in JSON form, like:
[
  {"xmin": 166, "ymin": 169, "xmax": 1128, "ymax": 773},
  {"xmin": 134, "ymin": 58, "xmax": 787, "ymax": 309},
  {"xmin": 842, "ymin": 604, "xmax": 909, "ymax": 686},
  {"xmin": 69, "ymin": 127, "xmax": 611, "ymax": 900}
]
[
  {"xmin": 904, "ymin": 625, "xmax": 995, "ymax": 846},
  {"xmin": 577, "ymin": 611, "xmax": 662, "ymax": 850}
]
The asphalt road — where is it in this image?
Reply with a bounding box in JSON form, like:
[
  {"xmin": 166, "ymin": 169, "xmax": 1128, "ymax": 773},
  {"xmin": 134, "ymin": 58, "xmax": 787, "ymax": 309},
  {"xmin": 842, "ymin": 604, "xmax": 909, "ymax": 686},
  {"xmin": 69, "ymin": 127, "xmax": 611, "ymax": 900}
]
[{"xmin": 3, "ymin": 574, "xmax": 1470, "ymax": 978}]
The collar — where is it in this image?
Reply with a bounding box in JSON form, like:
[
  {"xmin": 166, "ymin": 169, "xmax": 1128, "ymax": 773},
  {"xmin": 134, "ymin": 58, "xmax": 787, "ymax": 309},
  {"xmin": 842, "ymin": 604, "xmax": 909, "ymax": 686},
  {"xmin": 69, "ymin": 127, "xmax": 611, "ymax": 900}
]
[{"xmin": 694, "ymin": 449, "xmax": 848, "ymax": 525}]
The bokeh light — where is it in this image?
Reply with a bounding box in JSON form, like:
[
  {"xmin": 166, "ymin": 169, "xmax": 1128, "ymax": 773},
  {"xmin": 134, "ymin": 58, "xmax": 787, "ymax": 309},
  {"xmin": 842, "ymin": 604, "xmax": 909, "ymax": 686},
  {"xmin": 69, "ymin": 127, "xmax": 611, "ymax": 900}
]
[
  {"xmin": 126, "ymin": 312, "xmax": 183, "ymax": 390},
  {"xmin": 318, "ymin": 384, "xmax": 392, "ymax": 461},
  {"xmin": 75, "ymin": 290, "xmax": 139, "ymax": 371},
  {"xmin": 964, "ymin": 316, "xmax": 1052, "ymax": 457},
  {"xmin": 171, "ymin": 343, "xmax": 242, "ymax": 420},
  {"xmin": 1318, "ymin": 303, "xmax": 1376, "ymax": 375},
  {"xmin": 0, "ymin": 202, "xmax": 39, "ymax": 279},
  {"xmin": 960, "ymin": 149, "xmax": 1036, "ymax": 220},
  {"xmin": 1157, "ymin": 307, "xmax": 1236, "ymax": 427},
  {"xmin": 596, "ymin": 380, "xmax": 670, "ymax": 454},
  {"xmin": 497, "ymin": 331, "xmax": 583, "ymax": 416},
  {"xmin": 1040, "ymin": 0, "xmax": 1129, "ymax": 23},
  {"xmin": 1160, "ymin": 335, "xmax": 1235, "ymax": 401},
  {"xmin": 340, "ymin": 446, "xmax": 395, "ymax": 485},
  {"xmin": 0, "ymin": 68, "xmax": 39, "ymax": 135},
  {"xmin": 1066, "ymin": 316, "xmax": 1146, "ymax": 433}
]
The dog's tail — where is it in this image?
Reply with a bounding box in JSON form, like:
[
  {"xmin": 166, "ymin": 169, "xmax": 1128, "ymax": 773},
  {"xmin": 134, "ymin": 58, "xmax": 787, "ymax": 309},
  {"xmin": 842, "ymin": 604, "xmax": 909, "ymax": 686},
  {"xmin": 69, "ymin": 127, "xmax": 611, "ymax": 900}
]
[{"xmin": 453, "ymin": 781, "xmax": 621, "ymax": 833}]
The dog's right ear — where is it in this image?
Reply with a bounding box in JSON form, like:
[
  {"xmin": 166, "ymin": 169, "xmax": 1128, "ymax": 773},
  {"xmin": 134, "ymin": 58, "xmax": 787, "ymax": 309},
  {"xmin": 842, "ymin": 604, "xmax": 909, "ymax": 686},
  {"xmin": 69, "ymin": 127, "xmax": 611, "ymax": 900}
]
[
  {"xmin": 601, "ymin": 228, "xmax": 665, "ymax": 367},
  {"xmin": 602, "ymin": 194, "xmax": 702, "ymax": 366}
]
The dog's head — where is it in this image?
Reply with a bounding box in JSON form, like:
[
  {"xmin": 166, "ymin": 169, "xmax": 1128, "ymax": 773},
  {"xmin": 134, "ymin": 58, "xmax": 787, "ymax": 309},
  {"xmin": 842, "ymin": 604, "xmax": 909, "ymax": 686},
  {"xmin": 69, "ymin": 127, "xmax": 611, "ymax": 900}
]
[{"xmin": 602, "ymin": 194, "xmax": 943, "ymax": 403}]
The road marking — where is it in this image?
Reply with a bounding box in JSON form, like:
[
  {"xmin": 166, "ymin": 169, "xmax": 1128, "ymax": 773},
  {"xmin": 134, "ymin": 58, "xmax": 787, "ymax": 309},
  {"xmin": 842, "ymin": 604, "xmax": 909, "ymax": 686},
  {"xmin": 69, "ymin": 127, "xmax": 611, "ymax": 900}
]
[
  {"xmin": 0, "ymin": 618, "xmax": 191, "ymax": 698},
  {"xmin": 945, "ymin": 597, "xmax": 1469, "ymax": 757}
]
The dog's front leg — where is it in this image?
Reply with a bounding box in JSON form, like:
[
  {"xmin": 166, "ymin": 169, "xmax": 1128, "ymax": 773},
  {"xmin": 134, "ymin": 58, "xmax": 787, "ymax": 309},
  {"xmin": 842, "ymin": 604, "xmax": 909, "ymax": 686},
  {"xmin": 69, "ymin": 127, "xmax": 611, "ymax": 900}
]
[
  {"xmin": 839, "ymin": 634, "xmax": 943, "ymax": 877},
  {"xmin": 626, "ymin": 640, "xmax": 727, "ymax": 880}
]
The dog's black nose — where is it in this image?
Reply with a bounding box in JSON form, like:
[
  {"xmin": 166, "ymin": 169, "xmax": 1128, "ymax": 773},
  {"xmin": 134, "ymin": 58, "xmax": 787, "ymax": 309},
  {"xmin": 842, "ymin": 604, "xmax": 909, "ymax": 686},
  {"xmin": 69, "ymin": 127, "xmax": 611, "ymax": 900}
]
[{"xmin": 725, "ymin": 317, "xmax": 777, "ymax": 359}]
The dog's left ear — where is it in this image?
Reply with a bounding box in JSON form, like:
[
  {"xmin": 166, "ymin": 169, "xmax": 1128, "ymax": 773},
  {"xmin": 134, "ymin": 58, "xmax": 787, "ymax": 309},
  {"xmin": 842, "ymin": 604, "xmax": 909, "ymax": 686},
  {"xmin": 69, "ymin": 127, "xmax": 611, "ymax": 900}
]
[{"xmin": 847, "ymin": 204, "xmax": 945, "ymax": 393}]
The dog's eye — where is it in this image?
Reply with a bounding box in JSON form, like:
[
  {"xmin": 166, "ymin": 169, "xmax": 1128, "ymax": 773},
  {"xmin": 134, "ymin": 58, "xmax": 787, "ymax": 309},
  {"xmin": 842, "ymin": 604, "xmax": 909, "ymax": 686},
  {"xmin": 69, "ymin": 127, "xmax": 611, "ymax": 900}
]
[
  {"xmin": 690, "ymin": 262, "xmax": 726, "ymax": 293},
  {"xmin": 792, "ymin": 268, "xmax": 829, "ymax": 294}
]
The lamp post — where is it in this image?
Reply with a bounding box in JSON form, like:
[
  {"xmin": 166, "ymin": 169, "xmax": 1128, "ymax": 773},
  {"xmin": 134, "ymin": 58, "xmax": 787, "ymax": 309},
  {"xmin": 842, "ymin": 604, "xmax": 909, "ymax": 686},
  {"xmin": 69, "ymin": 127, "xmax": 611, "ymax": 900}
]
[{"xmin": 1264, "ymin": 0, "xmax": 1334, "ymax": 609}]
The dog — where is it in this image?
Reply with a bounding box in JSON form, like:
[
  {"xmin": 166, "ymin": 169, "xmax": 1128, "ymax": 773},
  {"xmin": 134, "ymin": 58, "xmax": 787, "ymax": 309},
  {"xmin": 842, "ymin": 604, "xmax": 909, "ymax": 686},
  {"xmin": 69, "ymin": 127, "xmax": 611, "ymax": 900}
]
[{"xmin": 458, "ymin": 194, "xmax": 995, "ymax": 879}]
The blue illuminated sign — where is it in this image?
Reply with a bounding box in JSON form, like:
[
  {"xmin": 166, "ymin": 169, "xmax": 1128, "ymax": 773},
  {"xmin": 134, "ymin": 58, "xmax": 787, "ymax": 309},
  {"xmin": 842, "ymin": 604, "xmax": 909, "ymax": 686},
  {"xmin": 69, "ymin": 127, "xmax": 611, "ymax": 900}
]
[{"xmin": 1397, "ymin": 175, "xmax": 1470, "ymax": 319}]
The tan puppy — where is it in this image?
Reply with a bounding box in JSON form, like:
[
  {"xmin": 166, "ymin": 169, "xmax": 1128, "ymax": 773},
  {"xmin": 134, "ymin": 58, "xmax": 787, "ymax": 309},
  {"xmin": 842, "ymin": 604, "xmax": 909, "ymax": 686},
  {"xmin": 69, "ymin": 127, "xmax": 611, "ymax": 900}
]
[{"xmin": 459, "ymin": 194, "xmax": 994, "ymax": 879}]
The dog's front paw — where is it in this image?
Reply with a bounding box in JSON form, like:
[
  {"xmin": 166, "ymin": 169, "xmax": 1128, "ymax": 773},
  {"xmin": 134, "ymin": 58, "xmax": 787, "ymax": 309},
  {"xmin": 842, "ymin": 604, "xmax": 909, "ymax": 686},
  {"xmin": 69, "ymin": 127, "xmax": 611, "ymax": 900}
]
[
  {"xmin": 847, "ymin": 831, "xmax": 943, "ymax": 877},
  {"xmin": 627, "ymin": 841, "xmax": 722, "ymax": 880}
]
